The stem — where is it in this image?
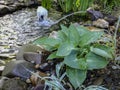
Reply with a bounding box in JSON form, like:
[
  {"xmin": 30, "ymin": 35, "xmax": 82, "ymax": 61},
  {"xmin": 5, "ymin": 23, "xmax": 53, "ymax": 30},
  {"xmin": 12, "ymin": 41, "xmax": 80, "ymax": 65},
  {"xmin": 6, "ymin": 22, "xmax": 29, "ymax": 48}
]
[
  {"xmin": 114, "ymin": 16, "xmax": 120, "ymax": 57},
  {"xmin": 53, "ymin": 11, "xmax": 86, "ymax": 25}
]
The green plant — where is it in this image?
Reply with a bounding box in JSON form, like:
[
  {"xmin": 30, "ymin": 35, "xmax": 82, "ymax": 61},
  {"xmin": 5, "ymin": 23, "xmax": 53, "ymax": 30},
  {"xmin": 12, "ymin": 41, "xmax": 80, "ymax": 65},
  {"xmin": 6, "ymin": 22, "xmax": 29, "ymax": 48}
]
[
  {"xmin": 42, "ymin": 0, "xmax": 52, "ymax": 10},
  {"xmin": 98, "ymin": 0, "xmax": 120, "ymax": 14},
  {"xmin": 58, "ymin": 0, "xmax": 94, "ymax": 13},
  {"xmin": 33, "ymin": 24, "xmax": 114, "ymax": 89},
  {"xmin": 58, "ymin": 0, "xmax": 73, "ymax": 13}
]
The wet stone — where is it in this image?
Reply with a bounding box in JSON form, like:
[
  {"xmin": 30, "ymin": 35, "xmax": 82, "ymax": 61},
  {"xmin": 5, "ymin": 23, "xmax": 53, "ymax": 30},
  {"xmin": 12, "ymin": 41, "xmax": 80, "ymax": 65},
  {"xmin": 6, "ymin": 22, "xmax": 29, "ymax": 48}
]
[
  {"xmin": 34, "ymin": 84, "xmax": 48, "ymax": 90},
  {"xmin": 2, "ymin": 78, "xmax": 27, "ymax": 90},
  {"xmin": 16, "ymin": 44, "xmax": 44, "ymax": 60},
  {"xmin": 2, "ymin": 60, "xmax": 35, "ymax": 79},
  {"xmin": 93, "ymin": 19, "xmax": 109, "ymax": 29},
  {"xmin": 0, "ymin": 76, "xmax": 9, "ymax": 89},
  {"xmin": 23, "ymin": 52, "xmax": 42, "ymax": 64},
  {"xmin": 0, "ymin": 5, "xmax": 10, "ymax": 15},
  {"xmin": 87, "ymin": 8, "xmax": 103, "ymax": 21}
]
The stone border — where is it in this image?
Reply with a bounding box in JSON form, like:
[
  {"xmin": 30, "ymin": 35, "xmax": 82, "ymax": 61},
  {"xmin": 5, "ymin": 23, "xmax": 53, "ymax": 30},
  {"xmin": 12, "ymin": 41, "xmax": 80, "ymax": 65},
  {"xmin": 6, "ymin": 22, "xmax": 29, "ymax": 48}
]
[{"xmin": 0, "ymin": 0, "xmax": 41, "ymax": 16}]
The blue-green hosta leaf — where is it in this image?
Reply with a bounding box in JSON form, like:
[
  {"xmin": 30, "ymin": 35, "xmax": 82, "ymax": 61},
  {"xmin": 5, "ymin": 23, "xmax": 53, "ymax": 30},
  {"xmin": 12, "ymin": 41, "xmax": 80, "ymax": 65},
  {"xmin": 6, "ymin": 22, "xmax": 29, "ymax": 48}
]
[
  {"xmin": 61, "ymin": 25, "xmax": 69, "ymax": 37},
  {"xmin": 76, "ymin": 25, "xmax": 90, "ymax": 36},
  {"xmin": 64, "ymin": 51, "xmax": 87, "ymax": 70},
  {"xmin": 56, "ymin": 41, "xmax": 74, "ymax": 56},
  {"xmin": 90, "ymin": 47, "xmax": 113, "ymax": 59},
  {"xmin": 56, "ymin": 62, "xmax": 64, "ymax": 78},
  {"xmin": 47, "ymin": 51, "xmax": 62, "ymax": 60},
  {"xmin": 79, "ymin": 31, "xmax": 104, "ymax": 47},
  {"xmin": 33, "ymin": 37, "xmax": 59, "ymax": 47},
  {"xmin": 86, "ymin": 52, "xmax": 109, "ymax": 70},
  {"xmin": 91, "ymin": 45, "xmax": 114, "ymax": 59},
  {"xmin": 57, "ymin": 30, "xmax": 68, "ymax": 42},
  {"xmin": 45, "ymin": 76, "xmax": 66, "ymax": 90},
  {"xmin": 66, "ymin": 67, "xmax": 87, "ymax": 89},
  {"xmin": 69, "ymin": 24, "xmax": 80, "ymax": 45}
]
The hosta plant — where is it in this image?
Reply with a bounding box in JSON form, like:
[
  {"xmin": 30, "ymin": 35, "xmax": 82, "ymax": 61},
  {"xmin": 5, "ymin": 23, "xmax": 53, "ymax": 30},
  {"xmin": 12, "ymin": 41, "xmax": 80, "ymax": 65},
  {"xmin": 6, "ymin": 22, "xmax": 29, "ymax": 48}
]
[{"xmin": 33, "ymin": 24, "xmax": 114, "ymax": 89}]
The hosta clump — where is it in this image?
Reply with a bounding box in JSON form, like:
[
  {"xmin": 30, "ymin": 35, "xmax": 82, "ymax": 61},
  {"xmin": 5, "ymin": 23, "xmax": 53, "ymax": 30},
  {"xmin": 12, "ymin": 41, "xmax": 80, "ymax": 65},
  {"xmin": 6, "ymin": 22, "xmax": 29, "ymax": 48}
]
[{"xmin": 33, "ymin": 24, "xmax": 113, "ymax": 89}]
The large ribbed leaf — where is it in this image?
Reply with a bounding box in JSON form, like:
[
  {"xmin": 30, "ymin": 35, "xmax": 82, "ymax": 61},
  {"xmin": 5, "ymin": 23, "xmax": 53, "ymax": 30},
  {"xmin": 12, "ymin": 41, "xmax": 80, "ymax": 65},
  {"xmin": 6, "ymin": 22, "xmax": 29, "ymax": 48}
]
[
  {"xmin": 69, "ymin": 24, "xmax": 80, "ymax": 45},
  {"xmin": 33, "ymin": 37, "xmax": 59, "ymax": 47},
  {"xmin": 56, "ymin": 41, "xmax": 74, "ymax": 56},
  {"xmin": 90, "ymin": 45, "xmax": 113, "ymax": 59},
  {"xmin": 86, "ymin": 52, "xmax": 109, "ymax": 70},
  {"xmin": 79, "ymin": 31, "xmax": 104, "ymax": 47},
  {"xmin": 66, "ymin": 67, "xmax": 87, "ymax": 89},
  {"xmin": 64, "ymin": 51, "xmax": 87, "ymax": 70},
  {"xmin": 76, "ymin": 25, "xmax": 90, "ymax": 36}
]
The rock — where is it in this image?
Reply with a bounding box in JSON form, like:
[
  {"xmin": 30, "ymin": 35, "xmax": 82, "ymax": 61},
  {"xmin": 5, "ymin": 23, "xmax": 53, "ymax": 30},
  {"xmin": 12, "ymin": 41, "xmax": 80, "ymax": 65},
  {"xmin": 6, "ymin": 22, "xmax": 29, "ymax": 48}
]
[
  {"xmin": 104, "ymin": 15, "xmax": 118, "ymax": 25},
  {"xmin": 93, "ymin": 77, "xmax": 103, "ymax": 85},
  {"xmin": 39, "ymin": 61, "xmax": 55, "ymax": 72},
  {"xmin": 16, "ymin": 44, "xmax": 44, "ymax": 60},
  {"xmin": 93, "ymin": 19, "xmax": 109, "ymax": 28},
  {"xmin": 0, "ymin": 0, "xmax": 42, "ymax": 16},
  {"xmin": 8, "ymin": 5, "xmax": 17, "ymax": 12},
  {"xmin": 0, "ymin": 66, "xmax": 5, "ymax": 72},
  {"xmin": 0, "ymin": 1, "xmax": 6, "ymax": 5},
  {"xmin": 2, "ymin": 60, "xmax": 35, "ymax": 79},
  {"xmin": 2, "ymin": 0, "xmax": 14, "ymax": 5},
  {"xmin": 0, "ymin": 5, "xmax": 10, "ymax": 15},
  {"xmin": 23, "ymin": 52, "xmax": 42, "ymax": 64},
  {"xmin": 87, "ymin": 8, "xmax": 103, "ymax": 21},
  {"xmin": 0, "ymin": 76, "xmax": 9, "ymax": 89},
  {"xmin": 2, "ymin": 78, "xmax": 27, "ymax": 90},
  {"xmin": 34, "ymin": 84, "xmax": 45, "ymax": 90},
  {"xmin": 49, "ymin": 31, "xmax": 58, "ymax": 39}
]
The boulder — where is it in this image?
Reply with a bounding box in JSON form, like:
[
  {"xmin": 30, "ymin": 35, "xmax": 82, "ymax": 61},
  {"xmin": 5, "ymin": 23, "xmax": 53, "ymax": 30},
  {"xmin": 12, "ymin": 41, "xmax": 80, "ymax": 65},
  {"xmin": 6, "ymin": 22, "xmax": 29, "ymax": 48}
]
[
  {"xmin": 0, "ymin": 5, "xmax": 10, "ymax": 15},
  {"xmin": 23, "ymin": 52, "xmax": 42, "ymax": 64},
  {"xmin": 104, "ymin": 15, "xmax": 118, "ymax": 25},
  {"xmin": 16, "ymin": 44, "xmax": 44, "ymax": 60},
  {"xmin": 0, "ymin": 76, "xmax": 9, "ymax": 89},
  {"xmin": 2, "ymin": 60, "xmax": 35, "ymax": 80},
  {"xmin": 0, "ymin": 0, "xmax": 42, "ymax": 16},
  {"xmin": 87, "ymin": 8, "xmax": 103, "ymax": 21},
  {"xmin": 2, "ymin": 78, "xmax": 27, "ymax": 90}
]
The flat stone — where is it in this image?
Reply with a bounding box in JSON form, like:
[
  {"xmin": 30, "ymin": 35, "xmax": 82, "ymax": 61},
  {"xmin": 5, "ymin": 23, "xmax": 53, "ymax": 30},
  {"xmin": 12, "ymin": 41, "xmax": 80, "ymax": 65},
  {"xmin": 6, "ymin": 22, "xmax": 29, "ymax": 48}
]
[
  {"xmin": 23, "ymin": 52, "xmax": 42, "ymax": 64},
  {"xmin": 0, "ymin": 1, "xmax": 6, "ymax": 4},
  {"xmin": 34, "ymin": 84, "xmax": 46, "ymax": 90},
  {"xmin": 0, "ymin": 66, "xmax": 5, "ymax": 72},
  {"xmin": 0, "ymin": 5, "xmax": 10, "ymax": 15},
  {"xmin": 16, "ymin": 44, "xmax": 44, "ymax": 60},
  {"xmin": 0, "ymin": 76, "xmax": 9, "ymax": 89},
  {"xmin": 2, "ymin": 60, "xmax": 35, "ymax": 79},
  {"xmin": 2, "ymin": 78, "xmax": 27, "ymax": 90},
  {"xmin": 93, "ymin": 19, "xmax": 109, "ymax": 28},
  {"xmin": 87, "ymin": 8, "xmax": 103, "ymax": 21}
]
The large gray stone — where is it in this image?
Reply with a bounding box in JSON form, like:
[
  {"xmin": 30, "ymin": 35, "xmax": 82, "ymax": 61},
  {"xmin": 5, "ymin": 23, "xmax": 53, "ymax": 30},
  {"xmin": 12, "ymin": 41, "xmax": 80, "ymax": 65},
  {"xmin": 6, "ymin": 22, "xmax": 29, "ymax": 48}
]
[
  {"xmin": 0, "ymin": 5, "xmax": 10, "ymax": 15},
  {"xmin": 23, "ymin": 52, "xmax": 42, "ymax": 64},
  {"xmin": 0, "ymin": 76, "xmax": 9, "ymax": 89},
  {"xmin": 2, "ymin": 60, "xmax": 35, "ymax": 79},
  {"xmin": 2, "ymin": 78, "xmax": 27, "ymax": 90},
  {"xmin": 0, "ymin": 0, "xmax": 42, "ymax": 16},
  {"xmin": 16, "ymin": 44, "xmax": 44, "ymax": 61}
]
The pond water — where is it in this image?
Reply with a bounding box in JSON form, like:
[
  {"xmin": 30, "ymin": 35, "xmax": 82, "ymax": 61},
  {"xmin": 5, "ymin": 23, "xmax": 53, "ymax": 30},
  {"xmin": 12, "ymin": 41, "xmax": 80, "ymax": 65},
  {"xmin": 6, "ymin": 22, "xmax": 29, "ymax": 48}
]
[{"xmin": 0, "ymin": 8, "xmax": 61, "ymax": 56}]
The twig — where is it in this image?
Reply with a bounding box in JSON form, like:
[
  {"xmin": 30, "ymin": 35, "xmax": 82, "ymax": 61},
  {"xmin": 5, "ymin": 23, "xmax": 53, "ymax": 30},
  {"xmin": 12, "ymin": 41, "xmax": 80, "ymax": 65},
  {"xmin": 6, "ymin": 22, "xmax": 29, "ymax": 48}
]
[
  {"xmin": 52, "ymin": 11, "xmax": 86, "ymax": 25},
  {"xmin": 114, "ymin": 16, "xmax": 120, "ymax": 57}
]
